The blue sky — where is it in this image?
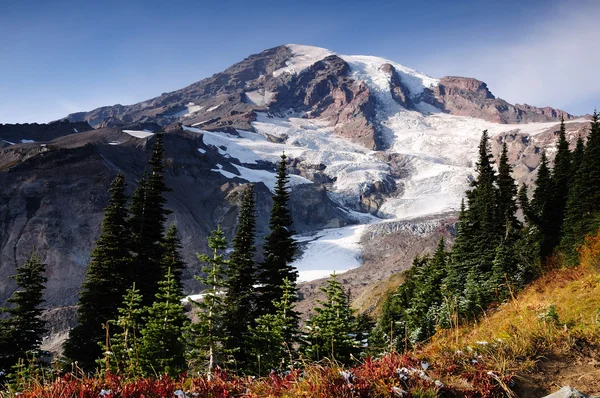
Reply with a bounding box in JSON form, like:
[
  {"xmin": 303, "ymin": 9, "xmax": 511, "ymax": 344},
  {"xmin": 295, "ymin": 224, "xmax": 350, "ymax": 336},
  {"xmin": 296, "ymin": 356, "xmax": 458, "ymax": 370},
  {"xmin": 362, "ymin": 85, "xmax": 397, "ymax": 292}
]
[{"xmin": 1, "ymin": 0, "xmax": 599, "ymax": 123}]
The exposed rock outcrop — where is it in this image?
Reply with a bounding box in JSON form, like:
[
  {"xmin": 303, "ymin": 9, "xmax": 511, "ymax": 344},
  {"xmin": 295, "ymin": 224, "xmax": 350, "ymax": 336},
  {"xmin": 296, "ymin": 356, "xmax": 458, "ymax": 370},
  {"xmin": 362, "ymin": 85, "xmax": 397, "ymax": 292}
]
[{"xmin": 421, "ymin": 76, "xmax": 575, "ymax": 123}]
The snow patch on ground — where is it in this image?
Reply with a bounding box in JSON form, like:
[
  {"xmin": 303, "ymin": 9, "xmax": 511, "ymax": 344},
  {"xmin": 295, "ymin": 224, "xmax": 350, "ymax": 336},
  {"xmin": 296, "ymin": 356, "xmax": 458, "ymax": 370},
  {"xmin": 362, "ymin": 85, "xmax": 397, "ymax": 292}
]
[
  {"xmin": 172, "ymin": 102, "xmax": 203, "ymax": 118},
  {"xmin": 245, "ymin": 90, "xmax": 276, "ymax": 106},
  {"xmin": 293, "ymin": 224, "xmax": 367, "ymax": 282},
  {"xmin": 212, "ymin": 163, "xmax": 312, "ymax": 192},
  {"xmin": 273, "ymin": 44, "xmax": 334, "ymax": 77},
  {"xmin": 123, "ymin": 130, "xmax": 154, "ymax": 139}
]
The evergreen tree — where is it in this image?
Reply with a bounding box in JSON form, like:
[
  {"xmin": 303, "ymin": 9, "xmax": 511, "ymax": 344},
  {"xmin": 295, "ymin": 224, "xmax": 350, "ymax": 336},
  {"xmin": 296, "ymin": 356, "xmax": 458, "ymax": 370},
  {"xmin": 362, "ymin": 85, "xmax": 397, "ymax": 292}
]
[
  {"xmin": 444, "ymin": 200, "xmax": 473, "ymax": 295},
  {"xmin": 445, "ymin": 131, "xmax": 500, "ymax": 300},
  {"xmin": 546, "ymin": 117, "xmax": 571, "ymax": 252},
  {"xmin": 257, "ymin": 154, "xmax": 298, "ymax": 315},
  {"xmin": 64, "ymin": 173, "xmax": 131, "ymax": 371},
  {"xmin": 222, "ymin": 185, "xmax": 257, "ymax": 372},
  {"xmin": 129, "ymin": 133, "xmax": 172, "ymax": 307},
  {"xmin": 161, "ymin": 224, "xmax": 186, "ymax": 296},
  {"xmin": 187, "ymin": 226, "xmax": 229, "ymax": 377},
  {"xmin": 571, "ymin": 136, "xmax": 585, "ymax": 180},
  {"xmin": 467, "ymin": 130, "xmax": 502, "ymax": 257},
  {"xmin": 376, "ymin": 256, "xmax": 428, "ymax": 352},
  {"xmin": 305, "ymin": 273, "xmax": 359, "ymax": 365},
  {"xmin": 0, "ymin": 253, "xmax": 47, "ymax": 374},
  {"xmin": 518, "ymin": 183, "xmax": 535, "ymax": 225},
  {"xmin": 497, "ymin": 142, "xmax": 520, "ymax": 232},
  {"xmin": 138, "ymin": 269, "xmax": 187, "ymax": 377},
  {"xmin": 562, "ymin": 112, "xmax": 600, "ymax": 259},
  {"xmin": 98, "ymin": 283, "xmax": 143, "ymax": 377},
  {"xmin": 248, "ymin": 278, "xmax": 299, "ymax": 375},
  {"xmin": 531, "ymin": 152, "xmax": 554, "ymax": 256}
]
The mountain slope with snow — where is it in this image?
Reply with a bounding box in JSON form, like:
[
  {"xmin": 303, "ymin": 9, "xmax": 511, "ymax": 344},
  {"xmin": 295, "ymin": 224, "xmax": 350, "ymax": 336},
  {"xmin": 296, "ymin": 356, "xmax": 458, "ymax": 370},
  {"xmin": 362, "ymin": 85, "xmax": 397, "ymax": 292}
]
[
  {"xmin": 1, "ymin": 43, "xmax": 580, "ymax": 307},
  {"xmin": 64, "ymin": 44, "xmax": 587, "ymax": 286}
]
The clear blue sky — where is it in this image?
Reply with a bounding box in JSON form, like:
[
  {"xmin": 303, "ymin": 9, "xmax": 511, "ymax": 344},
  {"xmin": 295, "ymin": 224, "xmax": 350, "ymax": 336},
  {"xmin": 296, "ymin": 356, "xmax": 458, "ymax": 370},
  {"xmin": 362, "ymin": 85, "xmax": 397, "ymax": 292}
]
[{"xmin": 1, "ymin": 0, "xmax": 599, "ymax": 123}]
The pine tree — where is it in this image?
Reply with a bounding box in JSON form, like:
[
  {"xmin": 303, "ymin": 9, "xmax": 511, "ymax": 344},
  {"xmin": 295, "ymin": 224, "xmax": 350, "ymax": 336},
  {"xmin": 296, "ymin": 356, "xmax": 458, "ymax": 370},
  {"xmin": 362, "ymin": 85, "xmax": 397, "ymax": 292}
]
[
  {"xmin": 305, "ymin": 273, "xmax": 359, "ymax": 365},
  {"xmin": 562, "ymin": 111, "xmax": 600, "ymax": 259},
  {"xmin": 187, "ymin": 226, "xmax": 229, "ymax": 377},
  {"xmin": 222, "ymin": 185, "xmax": 257, "ymax": 372},
  {"xmin": 257, "ymin": 154, "xmax": 298, "ymax": 315},
  {"xmin": 0, "ymin": 253, "xmax": 47, "ymax": 374},
  {"xmin": 64, "ymin": 173, "xmax": 131, "ymax": 371},
  {"xmin": 98, "ymin": 283, "xmax": 143, "ymax": 377},
  {"xmin": 444, "ymin": 200, "xmax": 473, "ymax": 295},
  {"xmin": 248, "ymin": 278, "xmax": 299, "ymax": 375},
  {"xmin": 531, "ymin": 151, "xmax": 554, "ymax": 256},
  {"xmin": 445, "ymin": 131, "xmax": 500, "ymax": 299},
  {"xmin": 497, "ymin": 142, "xmax": 520, "ymax": 232},
  {"xmin": 571, "ymin": 136, "xmax": 585, "ymax": 180},
  {"xmin": 408, "ymin": 238, "xmax": 447, "ymax": 340},
  {"xmin": 518, "ymin": 183, "xmax": 535, "ymax": 225},
  {"xmin": 138, "ymin": 269, "xmax": 187, "ymax": 377},
  {"xmin": 547, "ymin": 117, "xmax": 571, "ymax": 252},
  {"xmin": 129, "ymin": 133, "xmax": 172, "ymax": 307},
  {"xmin": 161, "ymin": 224, "xmax": 186, "ymax": 296}
]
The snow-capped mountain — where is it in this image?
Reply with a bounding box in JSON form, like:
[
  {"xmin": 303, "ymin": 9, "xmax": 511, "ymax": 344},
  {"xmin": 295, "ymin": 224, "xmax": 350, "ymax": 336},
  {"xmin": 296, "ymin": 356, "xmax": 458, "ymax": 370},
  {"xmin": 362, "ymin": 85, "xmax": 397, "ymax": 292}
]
[
  {"xmin": 69, "ymin": 44, "xmax": 587, "ymax": 282},
  {"xmin": 0, "ymin": 44, "xmax": 590, "ymax": 313}
]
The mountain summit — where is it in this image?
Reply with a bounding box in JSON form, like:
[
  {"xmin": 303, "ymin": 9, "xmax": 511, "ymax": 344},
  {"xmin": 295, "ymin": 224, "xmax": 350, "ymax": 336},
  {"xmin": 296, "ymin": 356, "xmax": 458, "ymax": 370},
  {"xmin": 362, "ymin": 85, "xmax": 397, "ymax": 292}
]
[{"xmin": 68, "ymin": 44, "xmax": 573, "ymax": 148}]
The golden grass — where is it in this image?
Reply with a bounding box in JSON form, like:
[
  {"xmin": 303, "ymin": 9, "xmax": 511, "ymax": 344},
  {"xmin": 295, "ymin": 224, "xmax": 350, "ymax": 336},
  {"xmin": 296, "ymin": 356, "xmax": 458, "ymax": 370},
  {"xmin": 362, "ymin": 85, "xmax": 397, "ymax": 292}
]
[{"xmin": 423, "ymin": 264, "xmax": 600, "ymax": 378}]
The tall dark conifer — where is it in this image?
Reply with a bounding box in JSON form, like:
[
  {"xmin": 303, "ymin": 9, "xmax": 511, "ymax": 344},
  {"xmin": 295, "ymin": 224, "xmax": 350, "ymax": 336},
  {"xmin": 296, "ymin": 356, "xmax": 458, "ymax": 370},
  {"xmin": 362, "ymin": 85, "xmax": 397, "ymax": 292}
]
[
  {"xmin": 222, "ymin": 185, "xmax": 257, "ymax": 371},
  {"xmin": 0, "ymin": 253, "xmax": 47, "ymax": 374},
  {"xmin": 161, "ymin": 224, "xmax": 186, "ymax": 296},
  {"xmin": 531, "ymin": 152, "xmax": 553, "ymax": 256},
  {"xmin": 562, "ymin": 112, "xmax": 600, "ymax": 258},
  {"xmin": 129, "ymin": 133, "xmax": 172, "ymax": 307},
  {"xmin": 497, "ymin": 142, "xmax": 520, "ymax": 232},
  {"xmin": 547, "ymin": 117, "xmax": 571, "ymax": 252},
  {"xmin": 257, "ymin": 154, "xmax": 298, "ymax": 315},
  {"xmin": 64, "ymin": 173, "xmax": 131, "ymax": 371}
]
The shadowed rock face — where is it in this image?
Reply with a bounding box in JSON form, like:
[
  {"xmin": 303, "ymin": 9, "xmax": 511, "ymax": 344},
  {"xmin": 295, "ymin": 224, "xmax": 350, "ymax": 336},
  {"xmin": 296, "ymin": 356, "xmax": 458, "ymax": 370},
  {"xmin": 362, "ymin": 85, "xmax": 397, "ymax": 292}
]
[{"xmin": 0, "ymin": 126, "xmax": 351, "ymax": 308}]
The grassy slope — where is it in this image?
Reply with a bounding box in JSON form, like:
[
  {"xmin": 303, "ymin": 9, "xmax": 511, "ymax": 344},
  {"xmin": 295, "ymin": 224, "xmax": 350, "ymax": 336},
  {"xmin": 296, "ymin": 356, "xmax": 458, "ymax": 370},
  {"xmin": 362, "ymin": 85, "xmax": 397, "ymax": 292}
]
[{"xmin": 422, "ymin": 264, "xmax": 600, "ymax": 396}]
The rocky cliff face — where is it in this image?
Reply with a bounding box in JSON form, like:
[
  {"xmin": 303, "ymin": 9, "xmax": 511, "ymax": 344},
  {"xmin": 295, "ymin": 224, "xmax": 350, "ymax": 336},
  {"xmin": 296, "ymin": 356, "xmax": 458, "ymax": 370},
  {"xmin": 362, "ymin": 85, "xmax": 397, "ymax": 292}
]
[
  {"xmin": 0, "ymin": 123, "xmax": 351, "ymax": 307},
  {"xmin": 421, "ymin": 76, "xmax": 575, "ymax": 123}
]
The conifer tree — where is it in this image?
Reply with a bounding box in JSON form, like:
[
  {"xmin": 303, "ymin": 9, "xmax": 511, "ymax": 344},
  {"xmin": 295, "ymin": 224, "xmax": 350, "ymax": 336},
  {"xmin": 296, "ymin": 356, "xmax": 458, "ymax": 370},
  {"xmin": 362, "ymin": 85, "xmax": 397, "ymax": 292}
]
[
  {"xmin": 562, "ymin": 112, "xmax": 600, "ymax": 259},
  {"xmin": 129, "ymin": 133, "xmax": 172, "ymax": 307},
  {"xmin": 304, "ymin": 273, "xmax": 359, "ymax": 364},
  {"xmin": 98, "ymin": 283, "xmax": 143, "ymax": 377},
  {"xmin": 571, "ymin": 136, "xmax": 585, "ymax": 177},
  {"xmin": 222, "ymin": 185, "xmax": 257, "ymax": 371},
  {"xmin": 248, "ymin": 278, "xmax": 299, "ymax": 374},
  {"xmin": 0, "ymin": 253, "xmax": 47, "ymax": 374},
  {"xmin": 445, "ymin": 132, "xmax": 500, "ymax": 299},
  {"xmin": 161, "ymin": 224, "xmax": 186, "ymax": 296},
  {"xmin": 257, "ymin": 154, "xmax": 298, "ymax": 315},
  {"xmin": 467, "ymin": 130, "xmax": 502, "ymax": 253},
  {"xmin": 531, "ymin": 152, "xmax": 554, "ymax": 256},
  {"xmin": 138, "ymin": 269, "xmax": 187, "ymax": 377},
  {"xmin": 497, "ymin": 142, "xmax": 520, "ymax": 232},
  {"xmin": 64, "ymin": 173, "xmax": 131, "ymax": 371},
  {"xmin": 187, "ymin": 226, "xmax": 229, "ymax": 377},
  {"xmin": 546, "ymin": 117, "xmax": 571, "ymax": 251},
  {"xmin": 444, "ymin": 199, "xmax": 473, "ymax": 295},
  {"xmin": 518, "ymin": 183, "xmax": 535, "ymax": 225}
]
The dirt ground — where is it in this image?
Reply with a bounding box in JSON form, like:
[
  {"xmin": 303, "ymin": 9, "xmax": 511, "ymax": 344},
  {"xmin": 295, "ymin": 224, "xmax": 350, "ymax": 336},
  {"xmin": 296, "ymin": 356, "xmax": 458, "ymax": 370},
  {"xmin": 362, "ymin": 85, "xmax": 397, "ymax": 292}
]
[{"xmin": 516, "ymin": 345, "xmax": 600, "ymax": 397}]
